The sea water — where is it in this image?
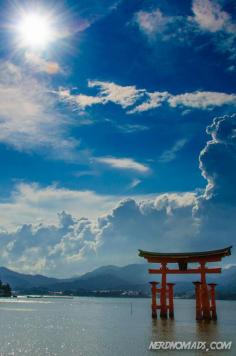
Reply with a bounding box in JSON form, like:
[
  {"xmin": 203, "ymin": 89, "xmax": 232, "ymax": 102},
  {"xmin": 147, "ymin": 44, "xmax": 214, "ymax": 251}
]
[{"xmin": 0, "ymin": 297, "xmax": 235, "ymax": 356}]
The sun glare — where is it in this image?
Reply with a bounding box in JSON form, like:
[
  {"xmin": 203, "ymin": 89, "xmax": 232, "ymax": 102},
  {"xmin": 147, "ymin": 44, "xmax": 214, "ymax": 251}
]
[{"xmin": 17, "ymin": 13, "xmax": 53, "ymax": 49}]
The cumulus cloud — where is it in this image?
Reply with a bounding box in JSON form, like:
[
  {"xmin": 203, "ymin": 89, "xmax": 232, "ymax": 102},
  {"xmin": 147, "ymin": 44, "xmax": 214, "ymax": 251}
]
[
  {"xmin": 191, "ymin": 114, "xmax": 236, "ymax": 252},
  {"xmin": 59, "ymin": 80, "xmax": 236, "ymax": 114},
  {"xmin": 94, "ymin": 114, "xmax": 236, "ymax": 267},
  {"xmin": 0, "ymin": 113, "xmax": 236, "ymax": 275},
  {"xmin": 95, "ymin": 157, "xmax": 150, "ymax": 173},
  {"xmin": 94, "ymin": 193, "xmax": 197, "ymax": 266},
  {"xmin": 84, "ymin": 114, "xmax": 236, "ymax": 268},
  {"xmin": 197, "ymin": 114, "xmax": 236, "ymax": 206},
  {"xmin": 0, "ymin": 193, "xmax": 197, "ymax": 276},
  {"xmin": 0, "ymin": 61, "xmax": 77, "ymax": 156},
  {"xmin": 0, "ymin": 211, "xmax": 98, "ymax": 275}
]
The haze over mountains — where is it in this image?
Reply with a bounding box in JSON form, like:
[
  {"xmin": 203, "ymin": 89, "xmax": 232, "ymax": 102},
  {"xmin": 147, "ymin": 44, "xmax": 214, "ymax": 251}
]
[{"xmin": 0, "ymin": 264, "xmax": 236, "ymax": 299}]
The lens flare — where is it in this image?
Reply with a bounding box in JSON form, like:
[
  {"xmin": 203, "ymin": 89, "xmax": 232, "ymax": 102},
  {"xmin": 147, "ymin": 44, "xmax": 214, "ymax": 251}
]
[{"xmin": 17, "ymin": 13, "xmax": 53, "ymax": 49}]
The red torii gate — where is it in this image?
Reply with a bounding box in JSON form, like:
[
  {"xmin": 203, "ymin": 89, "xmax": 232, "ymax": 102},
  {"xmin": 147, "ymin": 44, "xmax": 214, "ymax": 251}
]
[{"xmin": 139, "ymin": 246, "xmax": 232, "ymax": 320}]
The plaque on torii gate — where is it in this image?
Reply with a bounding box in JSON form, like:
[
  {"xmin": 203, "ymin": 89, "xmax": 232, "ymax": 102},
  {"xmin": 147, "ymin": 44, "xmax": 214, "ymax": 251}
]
[{"xmin": 139, "ymin": 246, "xmax": 232, "ymax": 320}]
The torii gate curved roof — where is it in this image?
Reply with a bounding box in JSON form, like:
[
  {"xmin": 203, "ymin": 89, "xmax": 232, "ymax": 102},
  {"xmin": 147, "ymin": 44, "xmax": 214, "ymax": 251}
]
[{"xmin": 139, "ymin": 246, "xmax": 232, "ymax": 263}]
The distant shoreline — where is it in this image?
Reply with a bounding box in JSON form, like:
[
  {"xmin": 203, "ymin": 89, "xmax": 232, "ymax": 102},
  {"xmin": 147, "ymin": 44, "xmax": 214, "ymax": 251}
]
[{"xmin": 2, "ymin": 295, "xmax": 236, "ymax": 301}]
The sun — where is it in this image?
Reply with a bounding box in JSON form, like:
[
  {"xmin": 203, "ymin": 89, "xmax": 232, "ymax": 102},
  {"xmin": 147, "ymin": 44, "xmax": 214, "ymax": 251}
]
[{"xmin": 17, "ymin": 13, "xmax": 53, "ymax": 49}]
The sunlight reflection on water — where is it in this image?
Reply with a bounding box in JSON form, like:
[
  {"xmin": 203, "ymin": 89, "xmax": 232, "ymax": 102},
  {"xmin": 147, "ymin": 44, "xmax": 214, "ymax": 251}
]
[{"xmin": 0, "ymin": 297, "xmax": 235, "ymax": 356}]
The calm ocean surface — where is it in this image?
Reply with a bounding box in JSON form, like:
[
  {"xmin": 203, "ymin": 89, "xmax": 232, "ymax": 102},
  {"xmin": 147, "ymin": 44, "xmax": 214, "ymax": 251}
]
[{"xmin": 0, "ymin": 297, "xmax": 235, "ymax": 356}]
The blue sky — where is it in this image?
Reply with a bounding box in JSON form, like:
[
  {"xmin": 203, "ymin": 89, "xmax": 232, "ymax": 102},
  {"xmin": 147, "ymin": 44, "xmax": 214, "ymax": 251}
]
[{"xmin": 0, "ymin": 0, "xmax": 235, "ymax": 276}]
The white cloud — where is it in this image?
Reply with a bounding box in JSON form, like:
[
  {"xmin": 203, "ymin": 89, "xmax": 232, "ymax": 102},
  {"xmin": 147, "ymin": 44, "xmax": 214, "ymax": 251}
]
[
  {"xmin": 95, "ymin": 157, "xmax": 150, "ymax": 173},
  {"xmin": 58, "ymin": 88, "xmax": 105, "ymax": 109},
  {"xmin": 192, "ymin": 114, "xmax": 236, "ymax": 252},
  {"xmin": 1, "ymin": 115, "xmax": 236, "ymax": 275},
  {"xmin": 74, "ymin": 94, "xmax": 105, "ymax": 108},
  {"xmin": 168, "ymin": 91, "xmax": 236, "ymax": 109},
  {"xmin": 93, "ymin": 193, "xmax": 197, "ymax": 267},
  {"xmin": 0, "ymin": 192, "xmax": 197, "ymax": 276},
  {"xmin": 58, "ymin": 80, "xmax": 144, "ymax": 111},
  {"xmin": 88, "ymin": 80, "xmax": 144, "ymax": 108},
  {"xmin": 134, "ymin": 2, "xmax": 236, "ymax": 61},
  {"xmin": 128, "ymin": 91, "xmax": 169, "ymax": 113},
  {"xmin": 131, "ymin": 89, "xmax": 236, "ymax": 112},
  {"xmin": 133, "ymin": 7, "xmax": 190, "ymax": 44},
  {"xmin": 128, "ymin": 178, "xmax": 142, "ymax": 189},
  {"xmin": 115, "ymin": 123, "xmax": 149, "ymax": 133},
  {"xmin": 190, "ymin": 0, "xmax": 236, "ymax": 59},
  {"xmin": 0, "ymin": 183, "xmax": 120, "ymax": 230},
  {"xmin": 134, "ymin": 8, "xmax": 173, "ymax": 38},
  {"xmin": 59, "ymin": 80, "xmax": 236, "ymax": 114},
  {"xmin": 25, "ymin": 52, "xmax": 62, "ymax": 74},
  {"xmin": 159, "ymin": 139, "xmax": 188, "ymax": 163},
  {"xmin": 191, "ymin": 0, "xmax": 234, "ymax": 33},
  {"xmin": 0, "ymin": 61, "xmax": 77, "ymax": 156},
  {"xmin": 0, "ymin": 211, "xmax": 99, "ymax": 275}
]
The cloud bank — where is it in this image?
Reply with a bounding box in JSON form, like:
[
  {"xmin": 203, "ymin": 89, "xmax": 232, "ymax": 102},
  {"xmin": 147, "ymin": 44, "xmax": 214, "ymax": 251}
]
[{"xmin": 0, "ymin": 114, "xmax": 235, "ymax": 275}]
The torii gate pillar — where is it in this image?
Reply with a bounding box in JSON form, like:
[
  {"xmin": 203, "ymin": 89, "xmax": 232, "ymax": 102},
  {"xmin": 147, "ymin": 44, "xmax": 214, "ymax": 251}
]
[
  {"xmin": 167, "ymin": 283, "xmax": 175, "ymax": 318},
  {"xmin": 149, "ymin": 281, "xmax": 158, "ymax": 319},
  {"xmin": 160, "ymin": 262, "xmax": 167, "ymax": 318}
]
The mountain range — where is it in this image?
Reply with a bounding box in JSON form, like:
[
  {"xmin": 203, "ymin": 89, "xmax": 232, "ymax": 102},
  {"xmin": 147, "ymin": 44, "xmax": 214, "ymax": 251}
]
[{"xmin": 0, "ymin": 264, "xmax": 236, "ymax": 299}]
